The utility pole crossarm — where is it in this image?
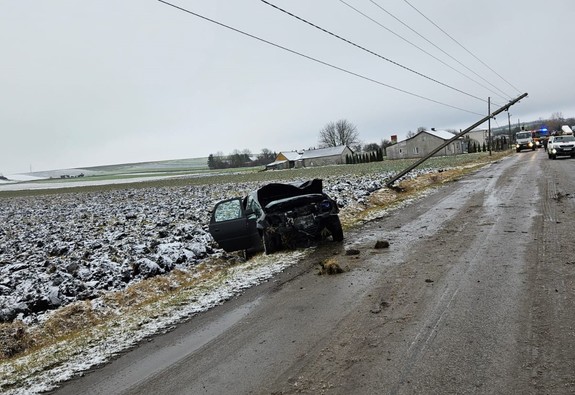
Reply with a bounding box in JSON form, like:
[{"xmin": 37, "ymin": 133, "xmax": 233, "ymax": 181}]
[{"xmin": 385, "ymin": 92, "xmax": 528, "ymax": 188}]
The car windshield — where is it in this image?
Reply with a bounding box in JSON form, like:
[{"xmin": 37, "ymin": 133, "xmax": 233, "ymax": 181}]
[
  {"xmin": 555, "ymin": 136, "xmax": 575, "ymax": 142},
  {"xmin": 516, "ymin": 132, "xmax": 531, "ymax": 139}
]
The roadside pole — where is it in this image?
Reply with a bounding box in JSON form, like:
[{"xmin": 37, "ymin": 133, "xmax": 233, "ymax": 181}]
[
  {"xmin": 386, "ymin": 92, "xmax": 528, "ymax": 188},
  {"xmin": 507, "ymin": 112, "xmax": 512, "ymax": 149},
  {"xmin": 488, "ymin": 97, "xmax": 492, "ymax": 156}
]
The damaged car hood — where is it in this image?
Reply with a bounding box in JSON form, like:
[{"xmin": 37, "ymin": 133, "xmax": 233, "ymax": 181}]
[{"xmin": 256, "ymin": 179, "xmax": 324, "ymax": 208}]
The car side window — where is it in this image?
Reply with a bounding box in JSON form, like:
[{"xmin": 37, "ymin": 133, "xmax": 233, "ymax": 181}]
[{"xmin": 214, "ymin": 199, "xmax": 242, "ymax": 222}]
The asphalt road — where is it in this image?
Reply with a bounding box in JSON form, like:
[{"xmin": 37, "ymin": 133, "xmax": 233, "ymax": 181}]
[{"xmin": 52, "ymin": 150, "xmax": 575, "ymax": 395}]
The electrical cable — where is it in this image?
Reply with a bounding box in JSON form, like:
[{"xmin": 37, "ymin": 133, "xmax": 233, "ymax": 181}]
[
  {"xmin": 402, "ymin": 0, "xmax": 522, "ymax": 95},
  {"xmin": 157, "ymin": 0, "xmax": 484, "ymax": 116},
  {"xmin": 363, "ymin": 0, "xmax": 513, "ymax": 101},
  {"xmin": 261, "ymin": 0, "xmax": 487, "ymax": 104}
]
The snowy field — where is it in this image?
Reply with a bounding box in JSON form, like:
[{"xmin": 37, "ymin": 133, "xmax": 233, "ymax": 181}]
[
  {"xmin": 0, "ymin": 173, "xmax": 394, "ymax": 325},
  {"xmin": 0, "ymin": 156, "xmax": 497, "ymax": 394}
]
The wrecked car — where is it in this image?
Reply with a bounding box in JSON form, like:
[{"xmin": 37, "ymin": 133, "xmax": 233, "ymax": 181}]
[{"xmin": 208, "ymin": 179, "xmax": 343, "ymax": 255}]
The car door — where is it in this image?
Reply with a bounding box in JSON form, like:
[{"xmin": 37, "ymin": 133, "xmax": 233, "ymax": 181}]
[{"xmin": 208, "ymin": 198, "xmax": 259, "ymax": 252}]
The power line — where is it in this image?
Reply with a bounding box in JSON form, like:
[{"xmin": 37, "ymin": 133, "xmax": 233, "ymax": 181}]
[
  {"xmin": 156, "ymin": 0, "xmax": 484, "ymax": 116},
  {"xmin": 338, "ymin": 0, "xmax": 508, "ymax": 102},
  {"xmin": 261, "ymin": 0, "xmax": 487, "ymax": 104},
  {"xmin": 364, "ymin": 0, "xmax": 513, "ymax": 101},
  {"xmin": 402, "ymin": 0, "xmax": 522, "ymax": 95}
]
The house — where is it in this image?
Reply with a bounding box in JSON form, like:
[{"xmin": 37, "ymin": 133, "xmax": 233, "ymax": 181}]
[
  {"xmin": 264, "ymin": 150, "xmax": 301, "ymax": 170},
  {"xmin": 265, "ymin": 145, "xmax": 353, "ymax": 170},
  {"xmin": 298, "ymin": 145, "xmax": 353, "ymax": 167},
  {"xmin": 467, "ymin": 129, "xmax": 488, "ymax": 146},
  {"xmin": 386, "ymin": 130, "xmax": 464, "ymax": 160}
]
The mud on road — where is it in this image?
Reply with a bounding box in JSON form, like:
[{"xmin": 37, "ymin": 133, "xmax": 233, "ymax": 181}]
[
  {"xmin": 268, "ymin": 151, "xmax": 575, "ymax": 395},
  {"xmin": 53, "ymin": 151, "xmax": 575, "ymax": 395}
]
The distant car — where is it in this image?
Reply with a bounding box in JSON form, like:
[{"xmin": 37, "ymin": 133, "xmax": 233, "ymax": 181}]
[
  {"xmin": 515, "ymin": 131, "xmax": 535, "ymax": 152},
  {"xmin": 208, "ymin": 179, "xmax": 343, "ymax": 256},
  {"xmin": 547, "ymin": 135, "xmax": 575, "ymax": 159}
]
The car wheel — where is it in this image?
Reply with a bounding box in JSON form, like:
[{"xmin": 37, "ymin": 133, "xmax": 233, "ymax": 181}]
[
  {"xmin": 548, "ymin": 153, "xmax": 553, "ymax": 159},
  {"xmin": 262, "ymin": 231, "xmax": 279, "ymax": 254},
  {"xmin": 327, "ymin": 217, "xmax": 344, "ymax": 242},
  {"xmin": 552, "ymin": 154, "xmax": 557, "ymax": 160},
  {"xmin": 516, "ymin": 149, "xmax": 520, "ymax": 153}
]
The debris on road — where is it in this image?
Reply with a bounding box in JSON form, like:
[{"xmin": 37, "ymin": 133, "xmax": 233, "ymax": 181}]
[{"xmin": 318, "ymin": 257, "xmax": 344, "ymax": 275}]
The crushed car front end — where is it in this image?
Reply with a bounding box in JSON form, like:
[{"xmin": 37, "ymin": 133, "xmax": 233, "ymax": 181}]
[{"xmin": 261, "ymin": 192, "xmax": 342, "ymax": 248}]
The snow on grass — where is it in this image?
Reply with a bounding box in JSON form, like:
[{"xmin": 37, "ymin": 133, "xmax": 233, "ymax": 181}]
[{"xmin": 0, "ymin": 250, "xmax": 307, "ymax": 394}]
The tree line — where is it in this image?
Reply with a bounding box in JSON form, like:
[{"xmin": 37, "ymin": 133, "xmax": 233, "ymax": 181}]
[
  {"xmin": 207, "ymin": 148, "xmax": 277, "ymax": 170},
  {"xmin": 207, "ymin": 119, "xmax": 394, "ymax": 169}
]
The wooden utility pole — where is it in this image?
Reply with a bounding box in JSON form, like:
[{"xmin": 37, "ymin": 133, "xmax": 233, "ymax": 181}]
[
  {"xmin": 507, "ymin": 112, "xmax": 512, "ymax": 148},
  {"xmin": 488, "ymin": 97, "xmax": 492, "ymax": 156},
  {"xmin": 386, "ymin": 92, "xmax": 528, "ymax": 188}
]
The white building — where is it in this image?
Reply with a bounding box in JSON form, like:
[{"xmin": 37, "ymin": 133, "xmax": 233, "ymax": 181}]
[{"xmin": 386, "ymin": 130, "xmax": 464, "ymax": 159}]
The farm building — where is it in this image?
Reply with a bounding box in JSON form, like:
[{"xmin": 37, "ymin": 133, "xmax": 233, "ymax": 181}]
[
  {"xmin": 265, "ymin": 145, "xmax": 353, "ymax": 170},
  {"xmin": 386, "ymin": 129, "xmax": 464, "ymax": 160},
  {"xmin": 467, "ymin": 129, "xmax": 488, "ymax": 146},
  {"xmin": 264, "ymin": 151, "xmax": 301, "ymax": 170}
]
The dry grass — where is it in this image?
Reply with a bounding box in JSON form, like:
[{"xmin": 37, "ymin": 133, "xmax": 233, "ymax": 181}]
[
  {"xmin": 339, "ymin": 152, "xmax": 510, "ymax": 228},
  {"xmin": 0, "ymin": 322, "xmax": 34, "ymax": 359},
  {"xmin": 0, "ymin": 257, "xmax": 240, "ymax": 364},
  {"xmin": 40, "ymin": 301, "xmax": 101, "ymax": 342},
  {"xmin": 0, "ymin": 254, "xmax": 258, "ymax": 391}
]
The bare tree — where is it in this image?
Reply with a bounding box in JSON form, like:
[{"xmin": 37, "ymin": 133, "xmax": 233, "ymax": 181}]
[
  {"xmin": 319, "ymin": 119, "xmax": 360, "ymax": 147},
  {"xmin": 551, "ymin": 112, "xmax": 564, "ymax": 121},
  {"xmin": 380, "ymin": 139, "xmax": 393, "ymax": 148},
  {"xmin": 380, "ymin": 138, "xmax": 393, "ymax": 156},
  {"xmin": 256, "ymin": 148, "xmax": 276, "ymax": 165},
  {"xmin": 363, "ymin": 143, "xmax": 380, "ymax": 152},
  {"xmin": 228, "ymin": 149, "xmax": 252, "ymax": 168},
  {"xmin": 406, "ymin": 130, "xmax": 416, "ymax": 138}
]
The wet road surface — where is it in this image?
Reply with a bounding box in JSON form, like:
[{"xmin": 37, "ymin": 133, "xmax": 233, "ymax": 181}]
[{"xmin": 52, "ymin": 150, "xmax": 575, "ymax": 394}]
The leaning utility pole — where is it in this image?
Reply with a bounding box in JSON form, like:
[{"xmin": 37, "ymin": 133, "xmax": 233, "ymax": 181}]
[{"xmin": 386, "ymin": 92, "xmax": 528, "ymax": 188}]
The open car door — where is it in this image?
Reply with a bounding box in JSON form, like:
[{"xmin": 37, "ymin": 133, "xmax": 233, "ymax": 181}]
[{"xmin": 208, "ymin": 198, "xmax": 260, "ymax": 253}]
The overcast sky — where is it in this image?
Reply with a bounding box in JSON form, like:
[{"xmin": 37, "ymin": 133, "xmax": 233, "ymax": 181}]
[{"xmin": 1, "ymin": 0, "xmax": 573, "ymax": 174}]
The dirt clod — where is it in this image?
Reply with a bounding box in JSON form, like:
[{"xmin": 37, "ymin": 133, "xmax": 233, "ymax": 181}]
[
  {"xmin": 374, "ymin": 240, "xmax": 390, "ymax": 249},
  {"xmin": 318, "ymin": 258, "xmax": 345, "ymax": 275}
]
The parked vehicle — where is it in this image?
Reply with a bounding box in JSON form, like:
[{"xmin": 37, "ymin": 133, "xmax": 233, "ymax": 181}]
[
  {"xmin": 208, "ymin": 179, "xmax": 343, "ymax": 256},
  {"xmin": 515, "ymin": 131, "xmax": 535, "ymax": 152},
  {"xmin": 547, "ymin": 135, "xmax": 575, "ymax": 159},
  {"xmin": 532, "ymin": 128, "xmax": 549, "ymax": 148}
]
